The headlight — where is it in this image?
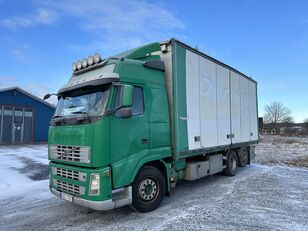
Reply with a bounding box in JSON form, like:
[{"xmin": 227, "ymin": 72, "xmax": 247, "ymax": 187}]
[{"xmin": 89, "ymin": 173, "xmax": 100, "ymax": 195}]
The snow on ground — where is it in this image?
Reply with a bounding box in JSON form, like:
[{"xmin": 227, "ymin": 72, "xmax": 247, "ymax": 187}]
[
  {"xmin": 0, "ymin": 145, "xmax": 51, "ymax": 200},
  {"xmin": 255, "ymin": 135, "xmax": 308, "ymax": 168},
  {"xmin": 0, "ymin": 136, "xmax": 308, "ymax": 231}
]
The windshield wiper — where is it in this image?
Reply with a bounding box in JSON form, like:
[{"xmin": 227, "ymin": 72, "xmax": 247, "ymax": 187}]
[
  {"xmin": 52, "ymin": 115, "xmax": 64, "ymax": 119},
  {"xmin": 52, "ymin": 115, "xmax": 65, "ymax": 124},
  {"xmin": 71, "ymin": 111, "xmax": 91, "ymax": 122}
]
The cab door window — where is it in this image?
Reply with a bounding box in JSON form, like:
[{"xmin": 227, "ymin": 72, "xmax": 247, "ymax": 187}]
[{"xmin": 114, "ymin": 86, "xmax": 144, "ymax": 116}]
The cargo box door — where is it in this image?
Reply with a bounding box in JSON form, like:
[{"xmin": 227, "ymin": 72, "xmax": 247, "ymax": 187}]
[
  {"xmin": 199, "ymin": 57, "xmax": 218, "ymax": 148},
  {"xmin": 230, "ymin": 72, "xmax": 241, "ymax": 143},
  {"xmin": 249, "ymin": 81, "xmax": 258, "ymax": 141},
  {"xmin": 240, "ymin": 77, "xmax": 251, "ymax": 142},
  {"xmin": 216, "ymin": 65, "xmax": 231, "ymax": 146},
  {"xmin": 186, "ymin": 50, "xmax": 201, "ymax": 150}
]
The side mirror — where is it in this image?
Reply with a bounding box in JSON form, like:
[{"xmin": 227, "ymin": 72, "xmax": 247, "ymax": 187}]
[
  {"xmin": 43, "ymin": 93, "xmax": 58, "ymax": 100},
  {"xmin": 116, "ymin": 107, "xmax": 132, "ymax": 118},
  {"xmin": 43, "ymin": 93, "xmax": 51, "ymax": 100},
  {"xmin": 122, "ymin": 85, "xmax": 133, "ymax": 107}
]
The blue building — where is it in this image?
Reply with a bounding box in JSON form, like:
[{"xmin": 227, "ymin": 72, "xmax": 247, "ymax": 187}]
[{"xmin": 0, "ymin": 87, "xmax": 55, "ymax": 144}]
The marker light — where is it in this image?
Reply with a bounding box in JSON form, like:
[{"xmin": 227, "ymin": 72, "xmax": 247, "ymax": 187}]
[
  {"xmin": 87, "ymin": 56, "xmax": 94, "ymax": 66},
  {"xmin": 82, "ymin": 58, "xmax": 88, "ymax": 68},
  {"xmin": 93, "ymin": 53, "xmax": 101, "ymax": 64},
  {"xmin": 76, "ymin": 60, "xmax": 82, "ymax": 70},
  {"xmin": 72, "ymin": 62, "xmax": 77, "ymax": 71}
]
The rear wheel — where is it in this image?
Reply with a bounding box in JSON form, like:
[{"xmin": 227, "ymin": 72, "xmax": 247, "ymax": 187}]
[
  {"xmin": 223, "ymin": 150, "xmax": 238, "ymax": 176},
  {"xmin": 132, "ymin": 166, "xmax": 166, "ymax": 212},
  {"xmin": 238, "ymin": 147, "xmax": 248, "ymax": 167}
]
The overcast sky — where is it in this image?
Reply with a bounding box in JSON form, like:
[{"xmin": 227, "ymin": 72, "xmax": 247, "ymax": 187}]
[{"xmin": 0, "ymin": 0, "xmax": 308, "ymax": 122}]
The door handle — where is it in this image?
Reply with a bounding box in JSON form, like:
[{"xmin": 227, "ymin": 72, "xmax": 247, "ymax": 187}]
[
  {"xmin": 141, "ymin": 138, "xmax": 148, "ymax": 144},
  {"xmin": 227, "ymin": 134, "xmax": 235, "ymax": 139}
]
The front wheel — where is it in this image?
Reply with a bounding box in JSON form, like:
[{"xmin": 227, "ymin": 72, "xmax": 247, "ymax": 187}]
[{"xmin": 132, "ymin": 166, "xmax": 166, "ymax": 212}]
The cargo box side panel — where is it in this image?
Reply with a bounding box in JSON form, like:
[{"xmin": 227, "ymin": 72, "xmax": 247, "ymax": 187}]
[
  {"xmin": 185, "ymin": 50, "xmax": 201, "ymax": 150},
  {"xmin": 199, "ymin": 57, "xmax": 218, "ymax": 148},
  {"xmin": 170, "ymin": 40, "xmax": 258, "ymax": 159},
  {"xmin": 173, "ymin": 43, "xmax": 189, "ymax": 156},
  {"xmin": 240, "ymin": 77, "xmax": 251, "ymax": 142},
  {"xmin": 216, "ymin": 65, "xmax": 231, "ymax": 146},
  {"xmin": 249, "ymin": 81, "xmax": 258, "ymax": 141},
  {"xmin": 230, "ymin": 72, "xmax": 241, "ymax": 143}
]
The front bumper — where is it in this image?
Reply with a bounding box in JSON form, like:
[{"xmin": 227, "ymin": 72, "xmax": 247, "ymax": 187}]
[
  {"xmin": 50, "ymin": 186, "xmax": 132, "ymax": 211},
  {"xmin": 50, "ymin": 188, "xmax": 115, "ymax": 210}
]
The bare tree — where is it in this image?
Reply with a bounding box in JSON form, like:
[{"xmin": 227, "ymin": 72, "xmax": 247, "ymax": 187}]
[
  {"xmin": 263, "ymin": 102, "xmax": 293, "ymax": 124},
  {"xmin": 283, "ymin": 116, "xmax": 294, "ymax": 123}
]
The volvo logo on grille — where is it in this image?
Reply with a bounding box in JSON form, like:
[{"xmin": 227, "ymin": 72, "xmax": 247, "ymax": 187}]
[
  {"xmin": 60, "ymin": 148, "xmax": 75, "ymax": 158},
  {"xmin": 52, "ymin": 145, "xmax": 88, "ymax": 163}
]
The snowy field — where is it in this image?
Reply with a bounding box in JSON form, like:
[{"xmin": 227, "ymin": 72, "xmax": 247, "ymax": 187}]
[
  {"xmin": 255, "ymin": 135, "xmax": 308, "ymax": 168},
  {"xmin": 0, "ymin": 136, "xmax": 307, "ymax": 231}
]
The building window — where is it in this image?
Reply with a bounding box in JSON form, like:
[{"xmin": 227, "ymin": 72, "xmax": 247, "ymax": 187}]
[
  {"xmin": 2, "ymin": 106, "xmax": 13, "ymax": 143},
  {"xmin": 23, "ymin": 109, "xmax": 33, "ymax": 142}
]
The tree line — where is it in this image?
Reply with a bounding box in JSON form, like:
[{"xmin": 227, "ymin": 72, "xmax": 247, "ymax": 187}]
[{"xmin": 263, "ymin": 101, "xmax": 307, "ymax": 124}]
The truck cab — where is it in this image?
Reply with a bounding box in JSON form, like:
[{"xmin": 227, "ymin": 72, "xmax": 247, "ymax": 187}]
[{"xmin": 49, "ymin": 43, "xmax": 171, "ymax": 212}]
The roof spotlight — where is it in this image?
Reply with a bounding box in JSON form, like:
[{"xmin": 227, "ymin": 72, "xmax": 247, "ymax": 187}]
[
  {"xmin": 82, "ymin": 58, "xmax": 88, "ymax": 68},
  {"xmin": 93, "ymin": 53, "xmax": 101, "ymax": 64},
  {"xmin": 76, "ymin": 60, "xmax": 82, "ymax": 70},
  {"xmin": 87, "ymin": 56, "xmax": 94, "ymax": 66},
  {"xmin": 72, "ymin": 62, "xmax": 77, "ymax": 71}
]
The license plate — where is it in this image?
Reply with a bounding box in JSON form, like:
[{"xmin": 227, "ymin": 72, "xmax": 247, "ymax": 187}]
[{"xmin": 61, "ymin": 192, "xmax": 73, "ymax": 202}]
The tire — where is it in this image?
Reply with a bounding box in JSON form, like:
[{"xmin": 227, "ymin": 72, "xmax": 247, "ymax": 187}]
[
  {"xmin": 223, "ymin": 150, "xmax": 238, "ymax": 176},
  {"xmin": 238, "ymin": 147, "xmax": 248, "ymax": 167},
  {"xmin": 132, "ymin": 166, "xmax": 166, "ymax": 212}
]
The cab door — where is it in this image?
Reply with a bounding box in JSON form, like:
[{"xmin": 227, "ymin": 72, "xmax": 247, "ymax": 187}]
[{"xmin": 109, "ymin": 84, "xmax": 149, "ymax": 188}]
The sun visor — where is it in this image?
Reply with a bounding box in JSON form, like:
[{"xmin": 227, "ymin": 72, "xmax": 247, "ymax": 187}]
[{"xmin": 58, "ymin": 72, "xmax": 119, "ymax": 94}]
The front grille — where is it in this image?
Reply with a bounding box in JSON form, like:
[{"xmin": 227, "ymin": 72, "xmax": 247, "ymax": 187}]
[
  {"xmin": 52, "ymin": 167, "xmax": 87, "ymax": 182},
  {"xmin": 53, "ymin": 179, "xmax": 85, "ymax": 195},
  {"xmin": 49, "ymin": 145, "xmax": 90, "ymax": 164}
]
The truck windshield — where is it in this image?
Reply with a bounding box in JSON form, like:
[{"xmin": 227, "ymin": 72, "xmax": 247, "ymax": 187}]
[{"xmin": 54, "ymin": 86, "xmax": 111, "ymax": 119}]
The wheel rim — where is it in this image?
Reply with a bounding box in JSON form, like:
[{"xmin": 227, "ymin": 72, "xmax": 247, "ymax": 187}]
[{"xmin": 138, "ymin": 178, "xmax": 158, "ymax": 201}]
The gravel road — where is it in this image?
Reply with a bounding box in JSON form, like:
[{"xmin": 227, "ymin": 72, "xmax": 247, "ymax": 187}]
[
  {"xmin": 0, "ymin": 136, "xmax": 308, "ymax": 231},
  {"xmin": 1, "ymin": 164, "xmax": 307, "ymax": 231}
]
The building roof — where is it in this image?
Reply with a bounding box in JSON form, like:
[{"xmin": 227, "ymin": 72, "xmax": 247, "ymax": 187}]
[{"xmin": 0, "ymin": 86, "xmax": 56, "ymax": 109}]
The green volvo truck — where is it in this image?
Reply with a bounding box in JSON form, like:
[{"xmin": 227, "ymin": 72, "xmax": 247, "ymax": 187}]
[{"xmin": 47, "ymin": 39, "xmax": 258, "ymax": 212}]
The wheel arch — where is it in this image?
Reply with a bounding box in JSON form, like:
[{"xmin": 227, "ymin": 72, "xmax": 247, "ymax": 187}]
[{"xmin": 131, "ymin": 156, "xmax": 170, "ymax": 195}]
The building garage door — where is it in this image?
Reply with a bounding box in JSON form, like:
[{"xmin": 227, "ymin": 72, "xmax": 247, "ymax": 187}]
[{"xmin": 0, "ymin": 106, "xmax": 33, "ymax": 144}]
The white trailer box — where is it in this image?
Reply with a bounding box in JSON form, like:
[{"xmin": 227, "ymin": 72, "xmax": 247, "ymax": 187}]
[{"xmin": 155, "ymin": 39, "xmax": 258, "ymax": 158}]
